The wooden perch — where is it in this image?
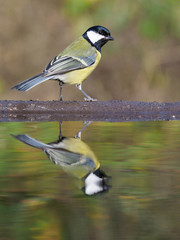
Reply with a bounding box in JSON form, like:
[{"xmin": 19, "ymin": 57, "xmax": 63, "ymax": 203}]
[{"xmin": 0, "ymin": 100, "xmax": 180, "ymax": 122}]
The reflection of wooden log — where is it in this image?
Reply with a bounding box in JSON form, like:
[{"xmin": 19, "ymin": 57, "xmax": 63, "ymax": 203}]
[{"xmin": 0, "ymin": 100, "xmax": 180, "ymax": 122}]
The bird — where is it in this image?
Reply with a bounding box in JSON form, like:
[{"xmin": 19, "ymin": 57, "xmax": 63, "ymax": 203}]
[
  {"xmin": 11, "ymin": 25, "xmax": 114, "ymax": 101},
  {"xmin": 11, "ymin": 122, "xmax": 111, "ymax": 195},
  {"xmin": 12, "ymin": 133, "xmax": 100, "ymax": 179},
  {"xmin": 12, "ymin": 133, "xmax": 111, "ymax": 195}
]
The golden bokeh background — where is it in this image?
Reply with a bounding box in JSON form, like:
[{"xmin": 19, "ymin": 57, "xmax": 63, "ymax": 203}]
[{"xmin": 0, "ymin": 0, "xmax": 180, "ymax": 101}]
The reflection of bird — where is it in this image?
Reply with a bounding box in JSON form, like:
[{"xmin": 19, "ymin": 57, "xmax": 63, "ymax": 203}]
[
  {"xmin": 12, "ymin": 129, "xmax": 111, "ymax": 195},
  {"xmin": 12, "ymin": 25, "xmax": 114, "ymax": 101}
]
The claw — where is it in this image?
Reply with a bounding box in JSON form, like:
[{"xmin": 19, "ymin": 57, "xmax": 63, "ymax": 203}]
[{"xmin": 84, "ymin": 97, "xmax": 97, "ymax": 102}]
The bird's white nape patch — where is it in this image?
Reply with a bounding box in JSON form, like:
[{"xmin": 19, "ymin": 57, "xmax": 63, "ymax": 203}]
[{"xmin": 87, "ymin": 30, "xmax": 104, "ymax": 44}]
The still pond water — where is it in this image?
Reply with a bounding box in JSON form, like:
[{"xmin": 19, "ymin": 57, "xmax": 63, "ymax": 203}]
[{"xmin": 0, "ymin": 121, "xmax": 179, "ymax": 240}]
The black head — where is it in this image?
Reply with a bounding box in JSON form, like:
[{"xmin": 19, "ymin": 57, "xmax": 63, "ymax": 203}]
[{"xmin": 83, "ymin": 25, "xmax": 114, "ymax": 52}]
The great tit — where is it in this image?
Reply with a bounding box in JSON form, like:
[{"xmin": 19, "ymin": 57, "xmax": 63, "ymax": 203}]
[
  {"xmin": 12, "ymin": 123, "xmax": 111, "ymax": 195},
  {"xmin": 12, "ymin": 25, "xmax": 113, "ymax": 101},
  {"xmin": 12, "ymin": 134, "xmax": 100, "ymax": 178}
]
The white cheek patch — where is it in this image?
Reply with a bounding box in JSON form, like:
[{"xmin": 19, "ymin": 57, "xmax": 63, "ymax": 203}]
[
  {"xmin": 85, "ymin": 172, "xmax": 103, "ymax": 195},
  {"xmin": 87, "ymin": 30, "xmax": 104, "ymax": 44}
]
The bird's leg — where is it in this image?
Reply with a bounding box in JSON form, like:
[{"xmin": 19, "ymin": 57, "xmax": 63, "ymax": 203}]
[
  {"xmin": 75, "ymin": 121, "xmax": 93, "ymax": 139},
  {"xmin": 59, "ymin": 81, "xmax": 63, "ymax": 101},
  {"xmin": 76, "ymin": 84, "xmax": 97, "ymax": 102},
  {"xmin": 58, "ymin": 121, "xmax": 63, "ymax": 140}
]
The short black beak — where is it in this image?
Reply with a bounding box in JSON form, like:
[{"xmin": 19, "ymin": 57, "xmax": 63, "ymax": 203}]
[{"xmin": 106, "ymin": 35, "xmax": 114, "ymax": 41}]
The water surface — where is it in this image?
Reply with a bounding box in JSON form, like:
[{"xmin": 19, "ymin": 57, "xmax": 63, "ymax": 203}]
[{"xmin": 0, "ymin": 121, "xmax": 179, "ymax": 239}]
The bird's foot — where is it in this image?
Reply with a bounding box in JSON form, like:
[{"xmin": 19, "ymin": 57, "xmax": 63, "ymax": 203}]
[{"xmin": 84, "ymin": 97, "xmax": 97, "ymax": 102}]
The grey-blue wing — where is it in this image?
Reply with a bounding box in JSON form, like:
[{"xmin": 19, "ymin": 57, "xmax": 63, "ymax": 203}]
[
  {"xmin": 44, "ymin": 53, "xmax": 96, "ymax": 76},
  {"xmin": 45, "ymin": 148, "xmax": 95, "ymax": 169}
]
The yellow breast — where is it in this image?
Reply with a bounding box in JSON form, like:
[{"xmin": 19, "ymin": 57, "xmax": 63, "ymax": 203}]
[{"xmin": 60, "ymin": 50, "xmax": 101, "ymax": 85}]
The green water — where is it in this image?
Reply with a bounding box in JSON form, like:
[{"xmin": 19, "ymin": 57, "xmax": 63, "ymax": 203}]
[{"xmin": 0, "ymin": 121, "xmax": 179, "ymax": 240}]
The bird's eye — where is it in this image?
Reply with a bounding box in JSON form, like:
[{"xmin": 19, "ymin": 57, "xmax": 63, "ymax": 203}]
[
  {"xmin": 99, "ymin": 30, "xmax": 105, "ymax": 35},
  {"xmin": 99, "ymin": 29, "xmax": 109, "ymax": 37}
]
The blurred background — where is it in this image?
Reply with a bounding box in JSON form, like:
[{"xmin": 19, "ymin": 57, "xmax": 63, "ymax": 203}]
[{"xmin": 0, "ymin": 0, "xmax": 180, "ymax": 102}]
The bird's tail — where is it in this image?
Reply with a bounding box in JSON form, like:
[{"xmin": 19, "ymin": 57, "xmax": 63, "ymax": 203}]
[
  {"xmin": 11, "ymin": 73, "xmax": 50, "ymax": 91},
  {"xmin": 11, "ymin": 134, "xmax": 51, "ymax": 149}
]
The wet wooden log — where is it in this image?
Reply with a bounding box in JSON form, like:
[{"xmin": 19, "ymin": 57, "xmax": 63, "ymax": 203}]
[{"xmin": 0, "ymin": 100, "xmax": 180, "ymax": 122}]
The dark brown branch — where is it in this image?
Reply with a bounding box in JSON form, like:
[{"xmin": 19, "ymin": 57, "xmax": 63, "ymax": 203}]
[{"xmin": 0, "ymin": 100, "xmax": 180, "ymax": 122}]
